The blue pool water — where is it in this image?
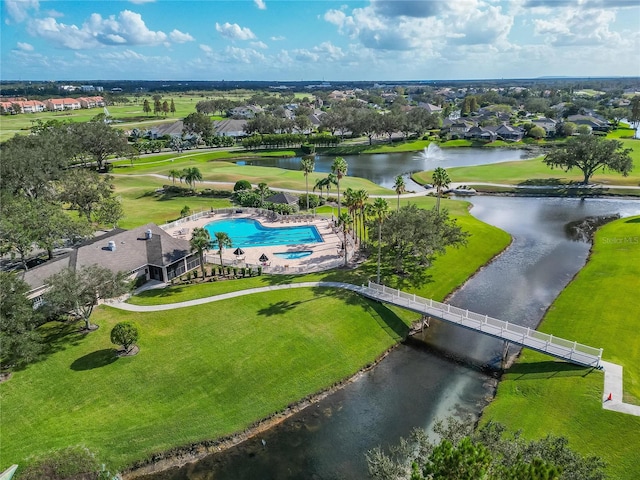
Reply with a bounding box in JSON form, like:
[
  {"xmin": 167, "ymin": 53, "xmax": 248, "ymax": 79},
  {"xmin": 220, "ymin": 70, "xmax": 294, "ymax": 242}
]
[
  {"xmin": 205, "ymin": 218, "xmax": 323, "ymax": 248},
  {"xmin": 274, "ymin": 251, "xmax": 313, "ymax": 259}
]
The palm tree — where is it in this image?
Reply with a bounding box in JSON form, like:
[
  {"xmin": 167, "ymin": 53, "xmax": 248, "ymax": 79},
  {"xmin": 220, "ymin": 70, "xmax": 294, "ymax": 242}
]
[
  {"xmin": 169, "ymin": 169, "xmax": 181, "ymax": 186},
  {"xmin": 189, "ymin": 227, "xmax": 211, "ymax": 278},
  {"xmin": 432, "ymin": 167, "xmax": 451, "ymax": 214},
  {"xmin": 213, "ymin": 231, "xmax": 233, "ymax": 272},
  {"xmin": 313, "ymin": 178, "xmax": 326, "ymax": 199},
  {"xmin": 300, "ymin": 156, "xmax": 315, "ymax": 211},
  {"xmin": 393, "ymin": 175, "xmax": 406, "ymax": 210},
  {"xmin": 257, "ymin": 182, "xmax": 269, "ymax": 207},
  {"xmin": 337, "ymin": 211, "xmax": 353, "ymax": 268},
  {"xmin": 355, "ymin": 189, "xmax": 369, "ymax": 244},
  {"xmin": 182, "ymin": 167, "xmax": 203, "ymax": 191},
  {"xmin": 367, "ymin": 198, "xmax": 389, "ymax": 283},
  {"xmin": 343, "ymin": 188, "xmax": 358, "ymax": 243},
  {"xmin": 331, "ymin": 157, "xmax": 348, "ymax": 218}
]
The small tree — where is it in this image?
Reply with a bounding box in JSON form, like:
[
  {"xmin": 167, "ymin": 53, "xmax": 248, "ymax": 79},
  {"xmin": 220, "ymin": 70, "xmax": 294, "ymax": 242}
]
[
  {"xmin": 44, "ymin": 265, "xmax": 131, "ymax": 331},
  {"xmin": 110, "ymin": 321, "xmax": 139, "ymax": 353},
  {"xmin": 180, "ymin": 205, "xmax": 191, "ymax": 218},
  {"xmin": 234, "ymin": 179, "xmax": 252, "ymax": 191}
]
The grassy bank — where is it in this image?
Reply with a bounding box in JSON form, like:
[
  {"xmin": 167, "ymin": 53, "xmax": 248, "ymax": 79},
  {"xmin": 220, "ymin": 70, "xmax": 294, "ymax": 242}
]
[
  {"xmin": 482, "ymin": 216, "xmax": 640, "ymax": 480},
  {"xmin": 413, "ymin": 139, "xmax": 640, "ymax": 188},
  {"xmin": 0, "ymin": 197, "xmax": 510, "ymax": 473}
]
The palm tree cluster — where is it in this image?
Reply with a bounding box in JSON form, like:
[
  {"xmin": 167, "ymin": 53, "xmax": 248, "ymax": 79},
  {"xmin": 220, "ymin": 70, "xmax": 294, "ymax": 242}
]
[
  {"xmin": 343, "ymin": 188, "xmax": 369, "ymax": 245},
  {"xmin": 431, "ymin": 167, "xmax": 451, "ymax": 213},
  {"xmin": 168, "ymin": 167, "xmax": 203, "ymax": 190}
]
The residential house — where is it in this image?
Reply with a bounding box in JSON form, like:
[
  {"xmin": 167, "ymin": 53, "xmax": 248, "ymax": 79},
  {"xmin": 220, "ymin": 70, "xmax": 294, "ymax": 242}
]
[
  {"xmin": 45, "ymin": 98, "xmax": 82, "ymax": 111},
  {"xmin": 442, "ymin": 118, "xmax": 474, "ymax": 139},
  {"xmin": 77, "ymin": 96, "xmax": 106, "ymax": 108},
  {"xmin": 418, "ymin": 102, "xmax": 443, "ymax": 114},
  {"xmin": 214, "ymin": 119, "xmax": 249, "ymax": 138},
  {"xmin": 229, "ymin": 105, "xmax": 264, "ymax": 118},
  {"xmin": 567, "ymin": 114, "xmax": 610, "ymax": 132},
  {"xmin": 493, "ymin": 123, "xmax": 524, "ymax": 141},
  {"xmin": 21, "ymin": 223, "xmax": 200, "ymax": 303},
  {"xmin": 465, "ymin": 125, "xmax": 497, "ymax": 142},
  {"xmin": 9, "ymin": 100, "xmax": 47, "ymax": 113},
  {"xmin": 531, "ymin": 118, "xmax": 557, "ymax": 137}
]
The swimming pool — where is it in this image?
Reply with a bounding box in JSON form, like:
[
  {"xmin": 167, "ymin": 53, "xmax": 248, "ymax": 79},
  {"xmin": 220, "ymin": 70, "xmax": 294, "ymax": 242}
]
[
  {"xmin": 274, "ymin": 251, "xmax": 313, "ymax": 259},
  {"xmin": 205, "ymin": 218, "xmax": 323, "ymax": 248}
]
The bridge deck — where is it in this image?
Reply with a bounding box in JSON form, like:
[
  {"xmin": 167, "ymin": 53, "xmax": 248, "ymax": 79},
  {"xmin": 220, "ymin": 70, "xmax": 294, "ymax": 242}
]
[{"xmin": 361, "ymin": 282, "xmax": 602, "ymax": 368}]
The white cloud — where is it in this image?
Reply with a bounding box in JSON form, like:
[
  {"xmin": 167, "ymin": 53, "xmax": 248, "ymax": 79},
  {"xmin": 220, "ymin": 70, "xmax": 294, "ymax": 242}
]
[
  {"xmin": 169, "ymin": 29, "xmax": 194, "ymax": 43},
  {"xmin": 533, "ymin": 7, "xmax": 621, "ymax": 46},
  {"xmin": 215, "ymin": 22, "xmax": 256, "ymax": 41},
  {"xmin": 221, "ymin": 46, "xmax": 265, "ymax": 64},
  {"xmin": 129, "ymin": 0, "xmax": 156, "ymax": 4},
  {"xmin": 250, "ymin": 40, "xmax": 268, "ymax": 49},
  {"xmin": 16, "ymin": 41, "xmax": 34, "ymax": 51},
  {"xmin": 324, "ymin": 1, "xmax": 513, "ymax": 52},
  {"xmin": 199, "ymin": 44, "xmax": 213, "ymax": 53},
  {"xmin": 292, "ymin": 41, "xmax": 345, "ymax": 63},
  {"xmin": 270, "ymin": 35, "xmax": 286, "ymax": 41},
  {"xmin": 26, "ymin": 10, "xmax": 176, "ymax": 49},
  {"xmin": 254, "ymin": 0, "xmax": 267, "ymax": 10},
  {"xmin": 5, "ymin": 0, "xmax": 39, "ymax": 23}
]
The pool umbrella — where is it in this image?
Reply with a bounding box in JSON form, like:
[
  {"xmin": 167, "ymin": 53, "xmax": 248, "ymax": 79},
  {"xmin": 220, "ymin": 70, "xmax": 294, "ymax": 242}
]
[
  {"xmin": 259, "ymin": 253, "xmax": 269, "ymax": 263},
  {"xmin": 233, "ymin": 247, "xmax": 245, "ymax": 256}
]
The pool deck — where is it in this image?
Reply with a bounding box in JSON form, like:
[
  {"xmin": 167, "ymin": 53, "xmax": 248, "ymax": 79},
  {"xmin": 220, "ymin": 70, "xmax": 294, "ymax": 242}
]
[{"xmin": 165, "ymin": 211, "xmax": 349, "ymax": 273}]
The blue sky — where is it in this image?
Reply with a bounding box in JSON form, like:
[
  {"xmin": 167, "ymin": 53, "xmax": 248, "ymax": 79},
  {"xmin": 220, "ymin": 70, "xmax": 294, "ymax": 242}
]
[{"xmin": 2, "ymin": 0, "xmax": 640, "ymax": 81}]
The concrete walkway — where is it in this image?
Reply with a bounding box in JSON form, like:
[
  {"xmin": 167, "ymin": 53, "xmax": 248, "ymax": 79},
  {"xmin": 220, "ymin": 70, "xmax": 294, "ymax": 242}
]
[
  {"xmin": 107, "ymin": 282, "xmax": 640, "ymax": 417},
  {"xmin": 600, "ymin": 361, "xmax": 640, "ymax": 416}
]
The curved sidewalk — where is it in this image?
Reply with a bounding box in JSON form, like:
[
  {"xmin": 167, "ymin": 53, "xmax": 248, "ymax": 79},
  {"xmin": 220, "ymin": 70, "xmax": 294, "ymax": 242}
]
[{"xmin": 107, "ymin": 282, "xmax": 639, "ymax": 416}]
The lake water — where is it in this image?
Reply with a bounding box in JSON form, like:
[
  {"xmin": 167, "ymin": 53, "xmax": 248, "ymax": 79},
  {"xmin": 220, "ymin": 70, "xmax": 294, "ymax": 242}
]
[
  {"xmin": 237, "ymin": 146, "xmax": 536, "ymax": 189},
  {"xmin": 141, "ymin": 196, "xmax": 640, "ymax": 480}
]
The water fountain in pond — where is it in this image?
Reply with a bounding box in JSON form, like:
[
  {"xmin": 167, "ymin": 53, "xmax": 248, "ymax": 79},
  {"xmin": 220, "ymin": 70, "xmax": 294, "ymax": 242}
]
[{"xmin": 415, "ymin": 143, "xmax": 445, "ymax": 162}]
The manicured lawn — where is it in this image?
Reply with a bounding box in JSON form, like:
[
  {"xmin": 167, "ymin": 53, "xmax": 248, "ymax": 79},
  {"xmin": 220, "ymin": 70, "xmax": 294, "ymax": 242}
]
[
  {"xmin": 482, "ymin": 216, "xmax": 640, "ymax": 480},
  {"xmin": 113, "ymin": 160, "xmax": 393, "ymax": 197},
  {"xmin": 0, "ymin": 288, "xmax": 414, "ymax": 471},
  {"xmin": 413, "ymin": 139, "xmax": 640, "ymax": 187},
  {"xmin": 111, "ymin": 175, "xmax": 233, "ymax": 229}
]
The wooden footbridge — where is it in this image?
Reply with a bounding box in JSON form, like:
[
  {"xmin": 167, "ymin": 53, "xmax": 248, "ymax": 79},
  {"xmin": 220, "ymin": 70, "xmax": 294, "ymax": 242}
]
[{"xmin": 360, "ymin": 281, "xmax": 603, "ymax": 368}]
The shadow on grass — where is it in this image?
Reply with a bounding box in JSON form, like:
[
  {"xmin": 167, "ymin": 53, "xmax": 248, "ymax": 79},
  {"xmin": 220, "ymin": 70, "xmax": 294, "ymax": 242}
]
[
  {"xmin": 362, "ymin": 298, "xmax": 410, "ymax": 341},
  {"xmin": 518, "ymin": 178, "xmax": 566, "ymax": 186},
  {"xmin": 507, "ymin": 361, "xmax": 595, "ymax": 380},
  {"xmin": 41, "ymin": 321, "xmax": 87, "ymax": 357},
  {"xmin": 135, "ymin": 286, "xmax": 188, "ymax": 300},
  {"xmin": 625, "ymin": 217, "xmax": 640, "ymax": 223},
  {"xmin": 70, "ymin": 349, "xmax": 119, "ymax": 371}
]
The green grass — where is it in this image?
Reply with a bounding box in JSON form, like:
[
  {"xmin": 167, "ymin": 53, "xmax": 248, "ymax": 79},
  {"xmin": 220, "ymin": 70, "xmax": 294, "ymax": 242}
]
[
  {"xmin": 413, "ymin": 139, "xmax": 640, "ymax": 187},
  {"xmin": 113, "ymin": 159, "xmax": 393, "ymax": 199},
  {"xmin": 481, "ymin": 216, "xmax": 640, "ymax": 480},
  {"xmin": 0, "ymin": 288, "xmax": 413, "ymax": 471},
  {"xmin": 112, "ymin": 175, "xmax": 233, "ymax": 228}
]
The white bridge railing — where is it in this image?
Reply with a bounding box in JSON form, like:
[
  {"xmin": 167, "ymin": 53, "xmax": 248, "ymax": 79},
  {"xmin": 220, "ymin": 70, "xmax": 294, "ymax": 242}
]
[{"xmin": 362, "ymin": 281, "xmax": 603, "ymax": 368}]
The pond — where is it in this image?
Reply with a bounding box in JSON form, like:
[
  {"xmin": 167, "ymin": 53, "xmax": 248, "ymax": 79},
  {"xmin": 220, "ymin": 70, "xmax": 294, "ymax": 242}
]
[
  {"xmin": 141, "ymin": 196, "xmax": 640, "ymax": 480},
  {"xmin": 236, "ymin": 146, "xmax": 536, "ymax": 189}
]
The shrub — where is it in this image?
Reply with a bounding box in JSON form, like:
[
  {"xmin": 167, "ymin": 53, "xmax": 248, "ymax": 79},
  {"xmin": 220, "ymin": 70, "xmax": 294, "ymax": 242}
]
[
  {"xmin": 180, "ymin": 205, "xmax": 191, "ymax": 218},
  {"xmin": 234, "ymin": 180, "xmax": 252, "ymax": 191},
  {"xmin": 110, "ymin": 321, "xmax": 140, "ymax": 353}
]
